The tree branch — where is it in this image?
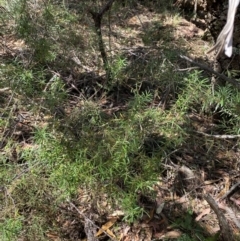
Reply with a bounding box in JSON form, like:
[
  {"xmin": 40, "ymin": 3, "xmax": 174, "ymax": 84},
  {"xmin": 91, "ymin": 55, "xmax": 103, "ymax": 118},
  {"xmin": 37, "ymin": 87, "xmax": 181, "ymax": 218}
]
[
  {"xmin": 204, "ymin": 194, "xmax": 234, "ymax": 241},
  {"xmin": 179, "ymin": 55, "xmax": 240, "ymax": 90}
]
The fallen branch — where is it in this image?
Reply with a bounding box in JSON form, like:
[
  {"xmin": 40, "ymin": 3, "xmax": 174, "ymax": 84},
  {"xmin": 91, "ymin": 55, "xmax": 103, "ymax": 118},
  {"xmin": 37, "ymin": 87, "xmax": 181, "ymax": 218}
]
[
  {"xmin": 0, "ymin": 87, "xmax": 11, "ymax": 93},
  {"xmin": 195, "ymin": 131, "xmax": 240, "ymax": 139},
  {"xmin": 179, "ymin": 55, "xmax": 240, "ymax": 90},
  {"xmin": 218, "ymin": 203, "xmax": 240, "ymax": 229},
  {"xmin": 205, "ymin": 194, "xmax": 234, "ymax": 241},
  {"xmin": 220, "ymin": 181, "xmax": 240, "ymax": 200}
]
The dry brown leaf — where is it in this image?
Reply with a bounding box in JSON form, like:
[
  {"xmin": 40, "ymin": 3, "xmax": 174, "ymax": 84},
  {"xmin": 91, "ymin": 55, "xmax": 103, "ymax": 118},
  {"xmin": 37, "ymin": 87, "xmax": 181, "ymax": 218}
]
[
  {"xmin": 146, "ymin": 208, "xmax": 155, "ymax": 223},
  {"xmin": 230, "ymin": 197, "xmax": 240, "ymax": 205},
  {"xmin": 95, "ymin": 218, "xmax": 117, "ymax": 237},
  {"xmin": 224, "ymin": 176, "xmax": 230, "ymax": 192},
  {"xmin": 176, "ymin": 195, "xmax": 189, "ymax": 204},
  {"xmin": 155, "ymin": 230, "xmax": 182, "ymax": 239},
  {"xmin": 218, "ymin": 175, "xmax": 230, "ymax": 199},
  {"xmin": 45, "ymin": 231, "xmax": 61, "ymax": 241},
  {"xmin": 148, "ymin": 219, "xmax": 165, "ymax": 233},
  {"xmin": 204, "ymin": 179, "xmax": 220, "ymax": 185},
  {"xmin": 119, "ymin": 225, "xmax": 131, "ymax": 241},
  {"xmin": 106, "ymin": 229, "xmax": 116, "ymax": 238},
  {"xmin": 156, "ymin": 203, "xmax": 165, "ymax": 215},
  {"xmin": 164, "ymin": 230, "xmax": 182, "ymax": 238},
  {"xmin": 195, "ymin": 208, "xmax": 211, "ymax": 221},
  {"xmin": 109, "ymin": 210, "xmax": 125, "ymax": 217}
]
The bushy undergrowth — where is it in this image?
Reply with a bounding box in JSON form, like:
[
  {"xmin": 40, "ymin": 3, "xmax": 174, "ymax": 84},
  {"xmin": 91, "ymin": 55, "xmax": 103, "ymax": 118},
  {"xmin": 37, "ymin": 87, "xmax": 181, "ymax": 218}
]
[{"xmin": 1, "ymin": 0, "xmax": 240, "ymax": 240}]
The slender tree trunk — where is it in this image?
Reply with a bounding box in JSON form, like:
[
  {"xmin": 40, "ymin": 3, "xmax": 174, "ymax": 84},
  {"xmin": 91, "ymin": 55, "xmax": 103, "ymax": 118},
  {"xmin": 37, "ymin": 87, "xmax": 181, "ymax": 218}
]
[{"xmin": 89, "ymin": 0, "xmax": 117, "ymax": 82}]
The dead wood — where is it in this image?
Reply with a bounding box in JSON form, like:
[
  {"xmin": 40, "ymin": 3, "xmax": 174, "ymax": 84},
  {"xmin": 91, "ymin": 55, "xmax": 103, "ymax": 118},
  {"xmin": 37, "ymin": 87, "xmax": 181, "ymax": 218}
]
[{"xmin": 205, "ymin": 194, "xmax": 235, "ymax": 241}]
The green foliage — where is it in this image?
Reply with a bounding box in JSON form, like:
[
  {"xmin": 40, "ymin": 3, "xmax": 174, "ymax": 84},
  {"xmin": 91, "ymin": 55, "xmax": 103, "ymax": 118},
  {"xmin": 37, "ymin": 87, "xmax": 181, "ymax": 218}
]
[
  {"xmin": 0, "ymin": 217, "xmax": 23, "ymax": 241},
  {"xmin": 141, "ymin": 21, "xmax": 165, "ymax": 45},
  {"xmin": 109, "ymin": 55, "xmax": 128, "ymax": 81},
  {"xmin": 172, "ymin": 211, "xmax": 206, "ymax": 241},
  {"xmin": 2, "ymin": 0, "xmax": 240, "ymax": 240},
  {"xmin": 8, "ymin": 0, "xmax": 83, "ymax": 65},
  {"xmin": 1, "ymin": 62, "xmax": 46, "ymax": 97},
  {"xmin": 13, "ymin": 0, "xmax": 55, "ymax": 63},
  {"xmin": 173, "ymin": 71, "xmax": 209, "ymax": 109},
  {"xmin": 201, "ymin": 83, "xmax": 240, "ymax": 133}
]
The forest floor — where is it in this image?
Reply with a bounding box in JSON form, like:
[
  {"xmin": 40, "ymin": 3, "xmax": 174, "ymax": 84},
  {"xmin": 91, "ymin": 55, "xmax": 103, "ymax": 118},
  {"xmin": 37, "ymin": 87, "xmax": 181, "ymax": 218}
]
[{"xmin": 1, "ymin": 1, "xmax": 240, "ymax": 241}]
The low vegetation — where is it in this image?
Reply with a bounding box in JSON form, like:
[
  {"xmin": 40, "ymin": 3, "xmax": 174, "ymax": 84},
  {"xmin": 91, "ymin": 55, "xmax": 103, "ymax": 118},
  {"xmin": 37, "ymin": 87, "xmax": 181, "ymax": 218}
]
[{"xmin": 1, "ymin": 0, "xmax": 240, "ymax": 240}]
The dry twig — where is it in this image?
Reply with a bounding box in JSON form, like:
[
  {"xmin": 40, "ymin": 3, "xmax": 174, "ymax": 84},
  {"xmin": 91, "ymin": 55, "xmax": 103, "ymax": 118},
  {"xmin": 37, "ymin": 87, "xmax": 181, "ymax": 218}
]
[
  {"xmin": 179, "ymin": 55, "xmax": 240, "ymax": 90},
  {"xmin": 220, "ymin": 181, "xmax": 240, "ymax": 200},
  {"xmin": 68, "ymin": 200, "xmax": 117, "ymax": 241},
  {"xmin": 196, "ymin": 131, "xmax": 240, "ymax": 139}
]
